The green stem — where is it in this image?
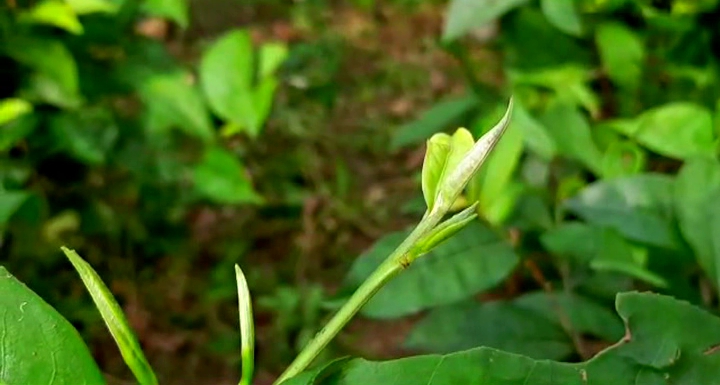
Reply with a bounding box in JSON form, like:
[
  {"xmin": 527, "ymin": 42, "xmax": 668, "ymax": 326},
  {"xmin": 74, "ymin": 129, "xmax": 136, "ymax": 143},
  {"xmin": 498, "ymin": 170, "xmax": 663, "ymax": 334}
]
[{"xmin": 274, "ymin": 209, "xmax": 445, "ymax": 384}]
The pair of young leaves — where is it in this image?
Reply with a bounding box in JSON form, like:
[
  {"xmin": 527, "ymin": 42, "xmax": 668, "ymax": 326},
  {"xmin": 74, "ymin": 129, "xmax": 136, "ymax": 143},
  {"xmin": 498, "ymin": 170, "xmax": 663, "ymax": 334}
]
[{"xmin": 60, "ymin": 247, "xmax": 254, "ymax": 385}]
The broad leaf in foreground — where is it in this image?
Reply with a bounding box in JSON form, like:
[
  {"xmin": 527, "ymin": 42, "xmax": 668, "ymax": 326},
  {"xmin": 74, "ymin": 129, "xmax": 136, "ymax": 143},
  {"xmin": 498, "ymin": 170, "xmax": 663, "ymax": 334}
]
[
  {"xmin": 674, "ymin": 158, "xmax": 720, "ymax": 291},
  {"xmin": 0, "ymin": 267, "xmax": 106, "ymax": 385},
  {"xmin": 285, "ymin": 292, "xmax": 720, "ymax": 384}
]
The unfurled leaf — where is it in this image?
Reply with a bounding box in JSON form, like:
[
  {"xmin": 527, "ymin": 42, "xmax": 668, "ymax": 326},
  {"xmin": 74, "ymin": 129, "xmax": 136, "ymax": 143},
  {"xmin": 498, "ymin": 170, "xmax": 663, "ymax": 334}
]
[
  {"xmin": 23, "ymin": 0, "xmax": 83, "ymax": 34},
  {"xmin": 406, "ymin": 291, "xmax": 622, "ymax": 359},
  {"xmin": 600, "ymin": 140, "xmax": 646, "ymax": 178},
  {"xmin": 258, "ymin": 43, "xmax": 288, "ymax": 79},
  {"xmin": 200, "ymin": 30, "xmax": 279, "ymax": 137},
  {"xmin": 596, "ymin": 22, "xmax": 644, "ymax": 90},
  {"xmin": 49, "ymin": 109, "xmax": 118, "ymax": 165},
  {"xmin": 0, "ymin": 191, "xmax": 30, "ymax": 227},
  {"xmin": 250, "ymin": 76, "xmax": 279, "ymax": 137},
  {"xmin": 344, "ymin": 220, "xmax": 519, "ymax": 319},
  {"xmin": 541, "ymin": 0, "xmax": 583, "ymax": 36},
  {"xmin": 592, "ymin": 228, "xmax": 666, "ymax": 287},
  {"xmin": 0, "ymin": 113, "xmax": 37, "ymax": 151},
  {"xmin": 192, "ymin": 147, "xmax": 262, "ymax": 205},
  {"xmin": 137, "ymin": 71, "xmax": 214, "ymax": 143},
  {"xmin": 0, "ymin": 267, "xmax": 107, "ymax": 385},
  {"xmin": 675, "ymin": 158, "xmax": 720, "ymax": 290},
  {"xmin": 142, "ymin": 0, "xmax": 188, "ymax": 28},
  {"xmin": 66, "ymin": 0, "xmax": 119, "ymax": 14},
  {"xmin": 541, "ymin": 103, "xmax": 603, "ymax": 174},
  {"xmin": 62, "ymin": 247, "xmax": 157, "ymax": 385},
  {"xmin": 3, "ymin": 37, "xmax": 81, "ymax": 107},
  {"xmin": 511, "ymin": 100, "xmax": 556, "ymax": 160},
  {"xmin": 0, "ymin": 98, "xmax": 32, "ymax": 126},
  {"xmin": 542, "ymin": 222, "xmax": 665, "ymax": 286},
  {"xmin": 287, "ymin": 292, "xmax": 720, "ymax": 385},
  {"xmin": 442, "ymin": 0, "xmax": 529, "ymax": 42},
  {"xmin": 509, "ymin": 66, "xmax": 600, "ymax": 117},
  {"xmin": 391, "ymin": 95, "xmax": 478, "ymax": 150},
  {"xmin": 564, "ymin": 174, "xmax": 680, "ymax": 249},
  {"xmin": 608, "ymin": 103, "xmax": 715, "ymax": 159}
]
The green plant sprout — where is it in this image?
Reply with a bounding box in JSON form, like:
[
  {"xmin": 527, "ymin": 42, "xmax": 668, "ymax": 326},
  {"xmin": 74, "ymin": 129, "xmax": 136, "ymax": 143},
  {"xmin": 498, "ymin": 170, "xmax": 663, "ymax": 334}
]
[
  {"xmin": 50, "ymin": 97, "xmax": 513, "ymax": 385},
  {"xmin": 235, "ymin": 264, "xmax": 255, "ymax": 385},
  {"xmin": 274, "ymin": 97, "xmax": 514, "ymax": 384}
]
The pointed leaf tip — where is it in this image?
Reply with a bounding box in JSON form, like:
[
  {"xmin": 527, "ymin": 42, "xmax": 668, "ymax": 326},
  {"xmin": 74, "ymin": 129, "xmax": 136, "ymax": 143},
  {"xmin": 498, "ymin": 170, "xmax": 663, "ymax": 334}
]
[
  {"xmin": 436, "ymin": 97, "xmax": 514, "ymax": 213},
  {"xmin": 235, "ymin": 264, "xmax": 255, "ymax": 385},
  {"xmin": 61, "ymin": 246, "xmax": 158, "ymax": 385}
]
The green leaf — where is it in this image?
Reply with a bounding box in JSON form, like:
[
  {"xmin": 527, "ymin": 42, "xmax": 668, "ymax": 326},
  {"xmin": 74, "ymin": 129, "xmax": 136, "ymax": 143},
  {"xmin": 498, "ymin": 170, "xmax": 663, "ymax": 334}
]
[
  {"xmin": 66, "ymin": 0, "xmax": 119, "ymax": 14},
  {"xmin": 442, "ymin": 0, "xmax": 529, "ymax": 42},
  {"xmin": 0, "ymin": 99, "xmax": 32, "ymax": 126},
  {"xmin": 595, "ymin": 22, "xmax": 644, "ymax": 90},
  {"xmin": 142, "ymin": 0, "xmax": 188, "ymax": 28},
  {"xmin": 420, "ymin": 127, "xmax": 476, "ymax": 212},
  {"xmin": 406, "ymin": 291, "xmax": 622, "ymax": 360},
  {"xmin": 421, "ymin": 133, "xmax": 451, "ymax": 212},
  {"xmin": 564, "ymin": 174, "xmax": 681, "ymax": 249},
  {"xmin": 192, "ymin": 147, "xmax": 263, "ymax": 205},
  {"xmin": 344, "ymin": 220, "xmax": 519, "ymax": 319},
  {"xmin": 49, "ymin": 109, "xmax": 118, "ymax": 165},
  {"xmin": 511, "ymin": 99, "xmax": 556, "ymax": 160},
  {"xmin": 540, "ymin": 0, "xmax": 583, "ymax": 36},
  {"xmin": 674, "ymin": 158, "xmax": 720, "ymax": 290},
  {"xmin": 391, "ymin": 95, "xmax": 478, "ymax": 150},
  {"xmin": 0, "ymin": 191, "xmax": 30, "ymax": 226},
  {"xmin": 250, "ymin": 76, "xmax": 279, "ymax": 137},
  {"xmin": 199, "ymin": 30, "xmax": 261, "ymax": 136},
  {"xmin": 0, "ymin": 114, "xmax": 36, "ymax": 152},
  {"xmin": 62, "ymin": 247, "xmax": 158, "ymax": 385},
  {"xmin": 542, "ymin": 222, "xmax": 665, "ymax": 286},
  {"xmin": 592, "ymin": 228, "xmax": 667, "ymax": 287},
  {"xmin": 600, "ymin": 140, "xmax": 646, "ymax": 178},
  {"xmin": 0, "ymin": 267, "xmax": 107, "ymax": 385},
  {"xmin": 258, "ymin": 42, "xmax": 288, "ymax": 79},
  {"xmin": 509, "ymin": 66, "xmax": 600, "ymax": 117},
  {"xmin": 22, "ymin": 0, "xmax": 83, "ymax": 34},
  {"xmin": 138, "ymin": 71, "xmax": 214, "ymax": 143},
  {"xmin": 3, "ymin": 37, "xmax": 81, "ymax": 107},
  {"xmin": 235, "ymin": 265, "xmax": 255, "ymax": 385},
  {"xmin": 609, "ymin": 103, "xmax": 716, "ymax": 160},
  {"xmin": 288, "ymin": 292, "xmax": 720, "ymax": 385},
  {"xmin": 541, "ymin": 103, "xmax": 603, "ymax": 174},
  {"xmin": 541, "ymin": 221, "xmax": 600, "ymax": 263}
]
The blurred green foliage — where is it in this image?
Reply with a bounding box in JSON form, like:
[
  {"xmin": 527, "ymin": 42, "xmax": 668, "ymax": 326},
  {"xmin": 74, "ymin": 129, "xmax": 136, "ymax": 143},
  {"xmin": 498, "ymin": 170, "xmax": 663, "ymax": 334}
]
[
  {"xmin": 6, "ymin": 0, "xmax": 720, "ymax": 383},
  {"xmin": 0, "ymin": 0, "xmax": 284, "ymax": 296}
]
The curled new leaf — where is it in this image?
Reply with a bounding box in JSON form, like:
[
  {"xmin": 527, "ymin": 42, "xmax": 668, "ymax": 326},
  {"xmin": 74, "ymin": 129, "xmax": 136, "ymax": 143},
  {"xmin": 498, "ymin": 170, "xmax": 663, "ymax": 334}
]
[
  {"xmin": 422, "ymin": 133, "xmax": 451, "ymax": 212},
  {"xmin": 62, "ymin": 246, "xmax": 158, "ymax": 385},
  {"xmin": 421, "ymin": 129, "xmax": 474, "ymax": 212},
  {"xmin": 235, "ymin": 264, "xmax": 255, "ymax": 385},
  {"xmin": 435, "ymin": 98, "xmax": 514, "ymax": 215}
]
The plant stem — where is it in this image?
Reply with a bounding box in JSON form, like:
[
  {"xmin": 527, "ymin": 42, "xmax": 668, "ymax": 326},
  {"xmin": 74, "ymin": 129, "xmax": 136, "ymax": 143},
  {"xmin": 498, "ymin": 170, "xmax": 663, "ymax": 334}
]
[{"xmin": 274, "ymin": 209, "xmax": 444, "ymax": 384}]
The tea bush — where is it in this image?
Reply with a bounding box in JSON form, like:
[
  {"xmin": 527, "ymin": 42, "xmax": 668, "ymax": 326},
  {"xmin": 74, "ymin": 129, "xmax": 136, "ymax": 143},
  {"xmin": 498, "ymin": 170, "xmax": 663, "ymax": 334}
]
[{"xmin": 5, "ymin": 0, "xmax": 720, "ymax": 384}]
